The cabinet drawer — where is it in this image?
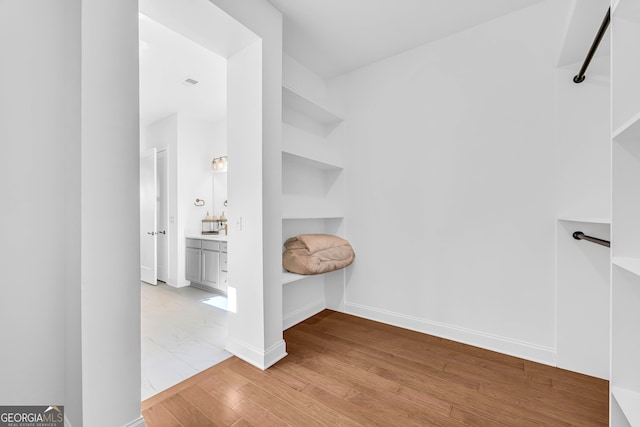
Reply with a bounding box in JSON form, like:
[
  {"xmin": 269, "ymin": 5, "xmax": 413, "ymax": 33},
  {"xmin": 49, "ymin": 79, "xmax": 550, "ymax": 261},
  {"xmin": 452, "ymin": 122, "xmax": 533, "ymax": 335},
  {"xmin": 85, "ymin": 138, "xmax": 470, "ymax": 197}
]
[
  {"xmin": 220, "ymin": 252, "xmax": 228, "ymax": 272},
  {"xmin": 186, "ymin": 238, "xmax": 201, "ymax": 249},
  {"xmin": 221, "ymin": 242, "xmax": 228, "ymax": 252},
  {"xmin": 202, "ymin": 240, "xmax": 220, "ymax": 251}
]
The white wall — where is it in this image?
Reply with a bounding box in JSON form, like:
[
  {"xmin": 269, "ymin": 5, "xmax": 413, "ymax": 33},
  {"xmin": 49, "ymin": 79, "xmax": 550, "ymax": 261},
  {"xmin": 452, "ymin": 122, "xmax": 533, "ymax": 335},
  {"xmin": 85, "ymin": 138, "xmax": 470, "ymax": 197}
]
[
  {"xmin": 330, "ymin": 0, "xmax": 567, "ymax": 364},
  {"xmin": 209, "ymin": 0, "xmax": 285, "ymax": 369},
  {"xmin": 79, "ymin": 0, "xmax": 141, "ymax": 425},
  {"xmin": 1, "ymin": 1, "xmax": 141, "ymax": 426},
  {"xmin": 0, "ymin": 0, "xmax": 76, "ymax": 407}
]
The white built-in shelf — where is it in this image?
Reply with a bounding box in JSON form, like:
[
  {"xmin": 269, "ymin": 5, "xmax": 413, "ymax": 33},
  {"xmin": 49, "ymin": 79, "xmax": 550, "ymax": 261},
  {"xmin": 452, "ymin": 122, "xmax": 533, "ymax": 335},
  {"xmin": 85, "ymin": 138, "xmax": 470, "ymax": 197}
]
[
  {"xmin": 612, "ymin": 386, "xmax": 640, "ymax": 426},
  {"xmin": 282, "ymin": 84, "xmax": 344, "ymax": 125},
  {"xmin": 557, "ymin": 217, "xmax": 611, "ymax": 224},
  {"xmin": 613, "ymin": 111, "xmax": 640, "ymax": 140},
  {"xmin": 282, "ymin": 270, "xmax": 333, "ymax": 285},
  {"xmin": 282, "ymin": 271, "xmax": 307, "ymax": 284},
  {"xmin": 613, "ymin": 257, "xmax": 640, "ymax": 276},
  {"xmin": 282, "ymin": 123, "xmax": 344, "ymax": 168},
  {"xmin": 282, "ymin": 151, "xmax": 343, "ymax": 171}
]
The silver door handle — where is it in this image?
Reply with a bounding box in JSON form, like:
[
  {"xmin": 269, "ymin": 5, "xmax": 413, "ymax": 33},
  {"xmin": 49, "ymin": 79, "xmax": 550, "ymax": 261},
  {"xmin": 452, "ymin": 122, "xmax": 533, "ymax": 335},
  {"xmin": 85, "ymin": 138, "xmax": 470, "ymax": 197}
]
[
  {"xmin": 158, "ymin": 230, "xmax": 166, "ymax": 235},
  {"xmin": 147, "ymin": 231, "xmax": 156, "ymax": 235}
]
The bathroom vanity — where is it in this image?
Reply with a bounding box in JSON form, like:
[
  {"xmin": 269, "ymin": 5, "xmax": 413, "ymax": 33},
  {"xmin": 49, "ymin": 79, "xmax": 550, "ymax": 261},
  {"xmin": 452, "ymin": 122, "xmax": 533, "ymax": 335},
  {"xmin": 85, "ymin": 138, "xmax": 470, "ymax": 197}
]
[{"xmin": 185, "ymin": 235, "xmax": 228, "ymax": 293}]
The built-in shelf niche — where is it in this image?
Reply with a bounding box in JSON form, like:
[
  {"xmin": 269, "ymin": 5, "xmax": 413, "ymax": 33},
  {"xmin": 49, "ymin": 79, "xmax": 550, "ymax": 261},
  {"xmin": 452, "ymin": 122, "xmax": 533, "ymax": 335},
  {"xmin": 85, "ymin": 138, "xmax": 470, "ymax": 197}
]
[
  {"xmin": 282, "ymin": 84, "xmax": 344, "ymax": 137},
  {"xmin": 281, "ymin": 217, "xmax": 346, "ymax": 329},
  {"xmin": 282, "ymin": 123, "xmax": 343, "ymax": 169},
  {"xmin": 282, "ymin": 217, "xmax": 344, "ymax": 284},
  {"xmin": 282, "ymin": 151, "xmax": 344, "ymax": 220}
]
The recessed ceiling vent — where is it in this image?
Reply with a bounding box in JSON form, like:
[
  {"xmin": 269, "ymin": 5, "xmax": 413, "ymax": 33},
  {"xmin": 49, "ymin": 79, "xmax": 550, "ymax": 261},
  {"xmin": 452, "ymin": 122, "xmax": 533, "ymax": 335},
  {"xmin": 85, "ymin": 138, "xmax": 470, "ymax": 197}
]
[{"xmin": 183, "ymin": 78, "xmax": 199, "ymax": 86}]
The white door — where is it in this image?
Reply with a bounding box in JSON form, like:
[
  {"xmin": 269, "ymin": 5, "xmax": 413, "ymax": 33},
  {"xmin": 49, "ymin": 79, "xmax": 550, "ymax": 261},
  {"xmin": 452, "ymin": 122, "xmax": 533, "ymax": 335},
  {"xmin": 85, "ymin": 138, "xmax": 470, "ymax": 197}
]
[
  {"xmin": 140, "ymin": 148, "xmax": 157, "ymax": 285},
  {"xmin": 156, "ymin": 149, "xmax": 169, "ymax": 282}
]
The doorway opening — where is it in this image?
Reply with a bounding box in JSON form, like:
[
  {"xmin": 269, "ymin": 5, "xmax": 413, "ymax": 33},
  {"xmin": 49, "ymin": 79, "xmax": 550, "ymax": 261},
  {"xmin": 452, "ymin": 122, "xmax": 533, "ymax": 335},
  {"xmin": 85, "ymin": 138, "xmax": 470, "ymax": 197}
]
[{"xmin": 138, "ymin": 0, "xmax": 262, "ymax": 400}]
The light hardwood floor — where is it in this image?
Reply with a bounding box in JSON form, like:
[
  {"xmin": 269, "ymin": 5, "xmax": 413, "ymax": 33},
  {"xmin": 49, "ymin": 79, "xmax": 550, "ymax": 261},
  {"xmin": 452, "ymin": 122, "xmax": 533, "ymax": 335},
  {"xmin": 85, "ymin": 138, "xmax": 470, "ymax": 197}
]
[{"xmin": 142, "ymin": 310, "xmax": 609, "ymax": 426}]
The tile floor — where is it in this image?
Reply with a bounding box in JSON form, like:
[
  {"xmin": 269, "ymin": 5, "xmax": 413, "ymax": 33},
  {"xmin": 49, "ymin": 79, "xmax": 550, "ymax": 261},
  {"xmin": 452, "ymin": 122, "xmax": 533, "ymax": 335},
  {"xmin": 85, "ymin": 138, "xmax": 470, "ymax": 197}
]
[{"xmin": 141, "ymin": 282, "xmax": 232, "ymax": 400}]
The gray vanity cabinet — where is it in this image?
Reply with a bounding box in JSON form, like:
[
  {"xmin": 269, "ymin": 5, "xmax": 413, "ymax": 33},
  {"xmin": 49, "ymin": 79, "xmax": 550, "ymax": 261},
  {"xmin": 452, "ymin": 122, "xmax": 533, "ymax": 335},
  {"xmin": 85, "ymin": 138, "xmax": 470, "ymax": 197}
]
[{"xmin": 185, "ymin": 238, "xmax": 226, "ymax": 292}]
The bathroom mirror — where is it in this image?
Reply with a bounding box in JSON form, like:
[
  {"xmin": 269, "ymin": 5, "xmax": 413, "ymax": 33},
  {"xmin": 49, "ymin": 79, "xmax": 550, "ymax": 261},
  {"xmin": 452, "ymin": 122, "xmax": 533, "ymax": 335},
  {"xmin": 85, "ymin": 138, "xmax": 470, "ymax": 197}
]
[{"xmin": 212, "ymin": 171, "xmax": 227, "ymax": 217}]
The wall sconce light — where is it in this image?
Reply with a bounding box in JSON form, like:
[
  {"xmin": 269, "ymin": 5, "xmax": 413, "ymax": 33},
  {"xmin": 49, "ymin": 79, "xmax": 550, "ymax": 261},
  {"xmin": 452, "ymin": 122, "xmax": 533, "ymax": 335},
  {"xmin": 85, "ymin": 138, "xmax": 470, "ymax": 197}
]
[{"xmin": 211, "ymin": 156, "xmax": 228, "ymax": 171}]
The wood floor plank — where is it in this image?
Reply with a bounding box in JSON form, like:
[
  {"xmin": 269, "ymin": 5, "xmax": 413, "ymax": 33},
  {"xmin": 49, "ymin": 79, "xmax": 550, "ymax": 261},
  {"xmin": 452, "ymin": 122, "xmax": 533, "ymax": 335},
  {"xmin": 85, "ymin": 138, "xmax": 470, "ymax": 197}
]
[
  {"xmin": 312, "ymin": 313, "xmax": 528, "ymax": 376},
  {"xmin": 160, "ymin": 393, "xmax": 217, "ymax": 426},
  {"xmin": 449, "ymin": 406, "xmax": 510, "ymax": 427},
  {"xmin": 298, "ymin": 384, "xmax": 385, "ymax": 426},
  {"xmin": 287, "ymin": 352, "xmax": 458, "ymax": 426},
  {"xmin": 301, "ymin": 320, "xmax": 534, "ymax": 390},
  {"xmin": 274, "ymin": 356, "xmax": 354, "ymax": 398},
  {"xmin": 143, "ymin": 310, "xmax": 609, "ymax": 427},
  {"xmin": 178, "ymin": 384, "xmax": 243, "ymax": 426},
  {"xmin": 285, "ymin": 339, "xmax": 454, "ymax": 416},
  {"xmin": 229, "ymin": 360, "xmax": 362, "ymax": 427},
  {"xmin": 237, "ymin": 382, "xmax": 326, "ymax": 427},
  {"xmin": 231, "ymin": 399, "xmax": 289, "ymax": 427},
  {"xmin": 142, "ymin": 404, "xmax": 183, "ymax": 427},
  {"xmin": 198, "ymin": 372, "xmax": 247, "ymax": 408},
  {"xmin": 326, "ymin": 311, "xmax": 528, "ymax": 370},
  {"xmin": 289, "ymin": 325, "xmax": 481, "ymax": 392},
  {"xmin": 230, "ymin": 419, "xmax": 254, "ymax": 427},
  {"xmin": 288, "ymin": 325, "xmax": 481, "ymax": 400}
]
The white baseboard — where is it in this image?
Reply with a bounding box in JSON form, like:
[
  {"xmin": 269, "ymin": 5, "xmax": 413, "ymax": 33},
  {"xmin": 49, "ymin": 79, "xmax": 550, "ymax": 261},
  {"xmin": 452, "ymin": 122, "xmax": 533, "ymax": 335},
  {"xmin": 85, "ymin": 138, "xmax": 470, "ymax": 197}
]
[
  {"xmin": 65, "ymin": 415, "xmax": 145, "ymax": 427},
  {"xmin": 283, "ymin": 299, "xmax": 326, "ymax": 331},
  {"xmin": 344, "ymin": 302, "xmax": 557, "ymax": 366},
  {"xmin": 123, "ymin": 416, "xmax": 146, "ymax": 427},
  {"xmin": 226, "ymin": 338, "xmax": 287, "ymax": 370}
]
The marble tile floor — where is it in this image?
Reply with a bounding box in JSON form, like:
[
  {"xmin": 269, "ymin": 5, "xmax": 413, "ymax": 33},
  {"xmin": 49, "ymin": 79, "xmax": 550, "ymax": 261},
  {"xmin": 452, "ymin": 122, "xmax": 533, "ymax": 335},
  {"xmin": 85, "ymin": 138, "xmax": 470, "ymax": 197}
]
[{"xmin": 141, "ymin": 282, "xmax": 232, "ymax": 401}]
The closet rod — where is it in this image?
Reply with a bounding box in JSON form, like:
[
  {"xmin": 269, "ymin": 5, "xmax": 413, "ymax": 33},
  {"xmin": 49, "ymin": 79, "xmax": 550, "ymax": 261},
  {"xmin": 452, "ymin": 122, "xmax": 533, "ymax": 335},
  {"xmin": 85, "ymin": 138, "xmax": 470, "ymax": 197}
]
[
  {"xmin": 573, "ymin": 7, "xmax": 610, "ymax": 83},
  {"xmin": 572, "ymin": 231, "xmax": 610, "ymax": 248}
]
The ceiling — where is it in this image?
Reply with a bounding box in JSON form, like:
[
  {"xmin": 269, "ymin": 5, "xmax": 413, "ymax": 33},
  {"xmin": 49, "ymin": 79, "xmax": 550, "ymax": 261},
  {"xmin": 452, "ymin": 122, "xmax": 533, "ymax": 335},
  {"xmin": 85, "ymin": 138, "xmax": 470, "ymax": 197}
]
[
  {"xmin": 139, "ymin": 14, "xmax": 227, "ymax": 127},
  {"xmin": 268, "ymin": 0, "xmax": 544, "ymax": 79}
]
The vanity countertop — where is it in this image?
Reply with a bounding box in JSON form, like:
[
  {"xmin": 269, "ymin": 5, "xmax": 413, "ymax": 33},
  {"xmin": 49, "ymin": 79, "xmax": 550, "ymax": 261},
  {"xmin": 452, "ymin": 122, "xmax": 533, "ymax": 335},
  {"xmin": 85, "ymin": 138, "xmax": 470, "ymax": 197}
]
[{"xmin": 186, "ymin": 234, "xmax": 228, "ymax": 242}]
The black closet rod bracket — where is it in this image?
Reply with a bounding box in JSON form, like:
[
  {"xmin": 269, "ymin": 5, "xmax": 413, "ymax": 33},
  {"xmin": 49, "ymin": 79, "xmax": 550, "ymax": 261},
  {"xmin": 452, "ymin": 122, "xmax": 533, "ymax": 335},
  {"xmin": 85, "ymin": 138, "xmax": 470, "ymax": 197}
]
[
  {"xmin": 573, "ymin": 231, "xmax": 610, "ymax": 248},
  {"xmin": 573, "ymin": 7, "xmax": 611, "ymax": 84}
]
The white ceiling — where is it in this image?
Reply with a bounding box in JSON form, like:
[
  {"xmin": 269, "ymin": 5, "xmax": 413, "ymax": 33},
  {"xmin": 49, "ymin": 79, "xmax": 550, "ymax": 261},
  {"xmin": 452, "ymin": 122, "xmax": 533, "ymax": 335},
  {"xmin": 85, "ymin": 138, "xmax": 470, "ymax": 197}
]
[
  {"xmin": 139, "ymin": 14, "xmax": 227, "ymax": 127},
  {"xmin": 268, "ymin": 0, "xmax": 545, "ymax": 79}
]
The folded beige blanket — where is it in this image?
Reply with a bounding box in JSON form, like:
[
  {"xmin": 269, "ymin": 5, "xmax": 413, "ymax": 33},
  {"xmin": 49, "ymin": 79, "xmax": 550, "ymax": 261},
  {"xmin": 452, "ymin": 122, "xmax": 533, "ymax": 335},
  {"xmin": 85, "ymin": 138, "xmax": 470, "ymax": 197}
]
[{"xmin": 283, "ymin": 234, "xmax": 355, "ymax": 275}]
